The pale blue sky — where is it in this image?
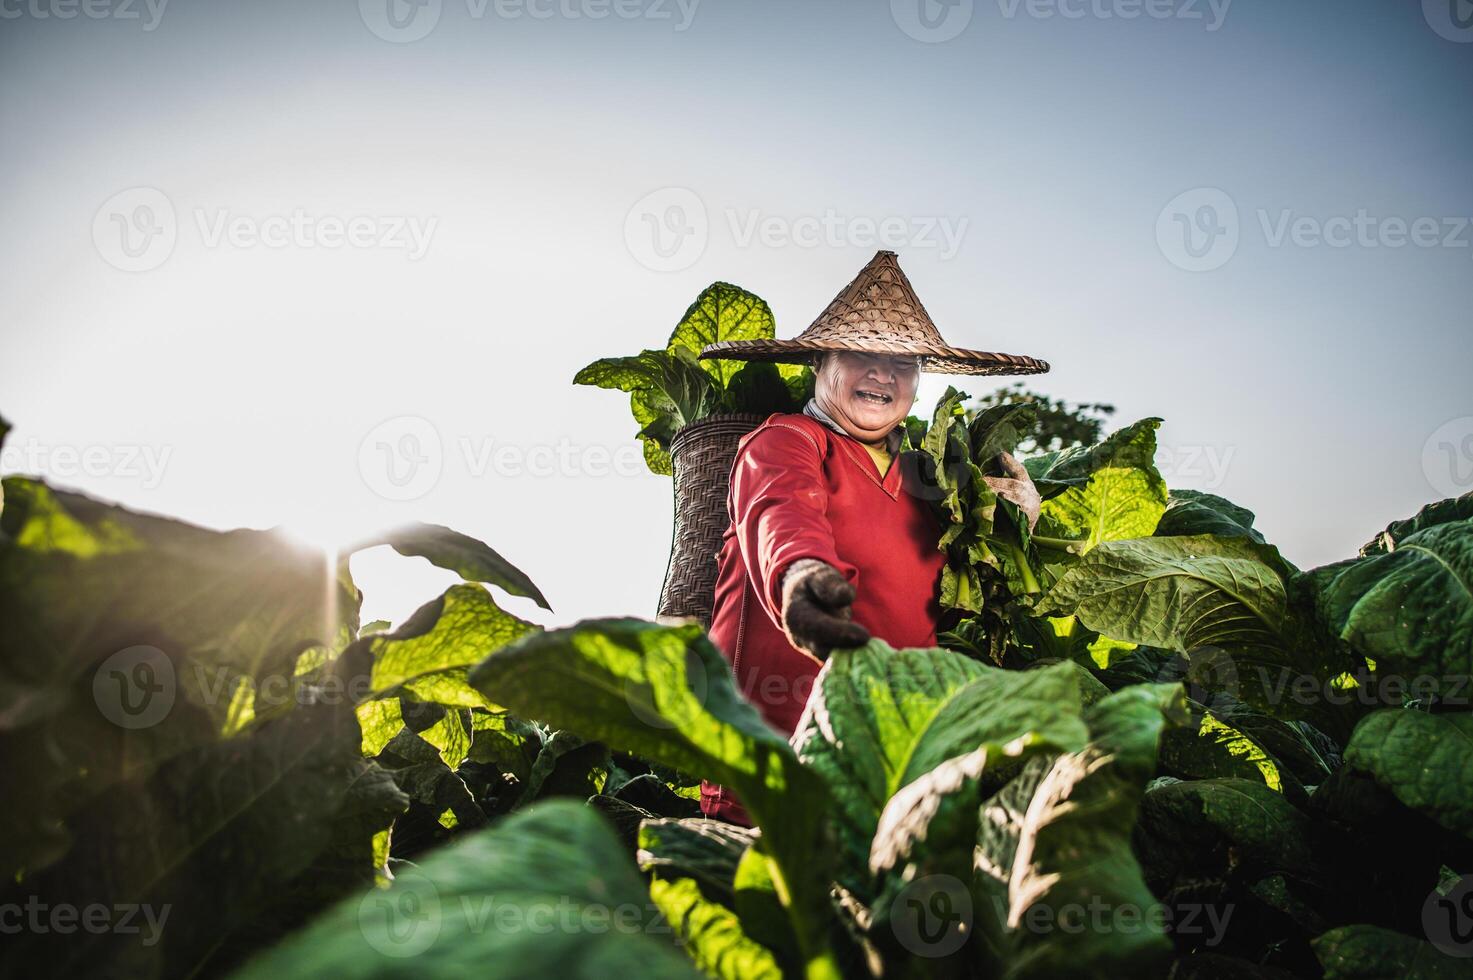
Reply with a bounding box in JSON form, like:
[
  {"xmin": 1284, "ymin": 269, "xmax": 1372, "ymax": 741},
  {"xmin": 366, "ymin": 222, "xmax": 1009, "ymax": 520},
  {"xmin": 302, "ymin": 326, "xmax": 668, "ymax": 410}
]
[{"xmin": 2, "ymin": 0, "xmax": 1470, "ymax": 627}]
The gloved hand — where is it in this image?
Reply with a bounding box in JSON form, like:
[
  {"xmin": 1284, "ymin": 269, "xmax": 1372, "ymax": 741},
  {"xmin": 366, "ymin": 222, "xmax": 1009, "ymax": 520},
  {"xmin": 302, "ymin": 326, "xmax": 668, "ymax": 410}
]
[
  {"xmin": 981, "ymin": 451, "xmax": 1041, "ymax": 532},
  {"xmin": 780, "ymin": 559, "xmax": 870, "ymax": 663}
]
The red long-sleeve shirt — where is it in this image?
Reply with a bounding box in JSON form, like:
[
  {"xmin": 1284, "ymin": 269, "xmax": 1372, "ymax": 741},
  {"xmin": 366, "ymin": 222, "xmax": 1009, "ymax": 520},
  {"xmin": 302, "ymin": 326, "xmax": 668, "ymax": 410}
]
[{"xmin": 700, "ymin": 412, "xmax": 946, "ymax": 821}]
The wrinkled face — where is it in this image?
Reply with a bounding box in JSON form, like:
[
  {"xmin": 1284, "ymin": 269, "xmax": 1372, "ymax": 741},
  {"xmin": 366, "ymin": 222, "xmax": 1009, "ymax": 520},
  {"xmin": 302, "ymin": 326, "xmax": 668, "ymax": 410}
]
[{"xmin": 813, "ymin": 351, "xmax": 921, "ymax": 446}]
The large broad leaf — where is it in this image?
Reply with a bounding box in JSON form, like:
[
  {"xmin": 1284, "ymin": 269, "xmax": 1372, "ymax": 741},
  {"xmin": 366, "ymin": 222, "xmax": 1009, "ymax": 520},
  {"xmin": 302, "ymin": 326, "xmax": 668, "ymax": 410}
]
[
  {"xmin": 1029, "ymin": 418, "xmax": 1168, "ymax": 555},
  {"xmin": 648, "ymin": 877, "xmax": 784, "ymax": 980},
  {"xmin": 1132, "ymin": 778, "xmax": 1318, "ymax": 896},
  {"xmin": 667, "ymin": 281, "xmax": 777, "ymax": 386},
  {"xmin": 0, "ymin": 649, "xmax": 407, "ymax": 979},
  {"xmin": 575, "ymin": 347, "xmax": 718, "ymax": 475},
  {"xmin": 792, "ymin": 643, "xmax": 1095, "ymax": 886},
  {"xmin": 348, "ymin": 523, "xmax": 550, "ymax": 610},
  {"xmin": 231, "ymin": 800, "xmax": 700, "ymax": 980},
  {"xmin": 971, "ymin": 685, "xmax": 1183, "ymax": 980},
  {"xmin": 722, "ymin": 360, "xmax": 810, "ymax": 418},
  {"xmin": 638, "ymin": 818, "xmax": 758, "ymax": 902},
  {"xmin": 468, "ymin": 619, "xmax": 839, "ymax": 976},
  {"xmin": 639, "ymin": 819, "xmax": 783, "ymax": 978},
  {"xmin": 1359, "ymin": 492, "xmax": 1473, "ymax": 555},
  {"xmin": 356, "ymin": 583, "xmax": 538, "ymax": 711},
  {"xmin": 1312, "ymin": 925, "xmax": 1467, "ymax": 979},
  {"xmin": 1040, "ymin": 534, "xmax": 1354, "ymax": 728},
  {"xmin": 1344, "ymin": 708, "xmax": 1473, "ymax": 840},
  {"xmin": 1312, "ymin": 518, "xmax": 1473, "ymax": 684},
  {"xmin": 0, "ymin": 478, "xmax": 360, "ymax": 877},
  {"xmin": 0, "ymin": 478, "xmax": 356, "ymax": 711},
  {"xmin": 1155, "ymin": 489, "xmax": 1267, "ymax": 544}
]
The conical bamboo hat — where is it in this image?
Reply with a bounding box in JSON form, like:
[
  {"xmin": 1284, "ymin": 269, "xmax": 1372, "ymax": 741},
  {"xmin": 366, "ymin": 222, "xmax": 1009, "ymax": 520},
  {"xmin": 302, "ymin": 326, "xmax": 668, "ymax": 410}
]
[{"xmin": 699, "ymin": 250, "xmax": 1049, "ymax": 376}]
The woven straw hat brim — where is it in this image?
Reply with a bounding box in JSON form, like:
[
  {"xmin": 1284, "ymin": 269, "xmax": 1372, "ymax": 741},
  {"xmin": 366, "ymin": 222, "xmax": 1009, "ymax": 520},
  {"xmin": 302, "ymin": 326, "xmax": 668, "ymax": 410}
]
[
  {"xmin": 698, "ymin": 250, "xmax": 1049, "ymax": 377},
  {"xmin": 700, "ymin": 338, "xmax": 1050, "ymax": 377}
]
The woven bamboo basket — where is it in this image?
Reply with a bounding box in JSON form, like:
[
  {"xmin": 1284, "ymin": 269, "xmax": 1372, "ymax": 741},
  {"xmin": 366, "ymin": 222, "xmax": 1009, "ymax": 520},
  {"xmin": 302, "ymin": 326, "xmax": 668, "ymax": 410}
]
[{"xmin": 656, "ymin": 414, "xmax": 766, "ymax": 626}]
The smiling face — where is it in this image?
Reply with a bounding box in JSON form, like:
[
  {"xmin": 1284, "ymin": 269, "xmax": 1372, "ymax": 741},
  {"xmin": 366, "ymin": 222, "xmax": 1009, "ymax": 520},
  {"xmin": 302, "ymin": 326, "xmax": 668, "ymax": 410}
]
[{"xmin": 812, "ymin": 351, "xmax": 921, "ymax": 447}]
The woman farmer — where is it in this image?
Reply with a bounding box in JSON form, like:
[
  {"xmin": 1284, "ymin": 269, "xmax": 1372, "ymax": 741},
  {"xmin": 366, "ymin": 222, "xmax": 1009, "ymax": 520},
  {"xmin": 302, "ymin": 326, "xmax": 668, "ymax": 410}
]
[{"xmin": 696, "ymin": 250, "xmax": 1050, "ymax": 823}]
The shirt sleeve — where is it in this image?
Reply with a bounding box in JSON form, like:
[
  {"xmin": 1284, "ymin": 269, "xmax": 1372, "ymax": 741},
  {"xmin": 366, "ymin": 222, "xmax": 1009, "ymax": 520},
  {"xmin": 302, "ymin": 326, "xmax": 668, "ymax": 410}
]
[{"xmin": 728, "ymin": 422, "xmax": 857, "ymax": 627}]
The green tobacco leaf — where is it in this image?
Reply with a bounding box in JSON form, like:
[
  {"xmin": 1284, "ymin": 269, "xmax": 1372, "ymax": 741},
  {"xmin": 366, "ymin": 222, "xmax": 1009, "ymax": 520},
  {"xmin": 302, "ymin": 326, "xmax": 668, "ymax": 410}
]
[
  {"xmin": 1345, "ymin": 709, "xmax": 1473, "ymax": 840},
  {"xmin": 723, "ymin": 360, "xmax": 807, "ymax": 417},
  {"xmin": 577, "ymin": 347, "xmax": 718, "ymax": 475},
  {"xmin": 519, "ymin": 729, "xmax": 608, "ymax": 804},
  {"xmin": 794, "ymin": 642, "xmax": 1094, "ymax": 888},
  {"xmin": 964, "ymin": 685, "xmax": 1183, "ymax": 980},
  {"xmin": 0, "ymin": 479, "xmax": 359, "ymax": 876},
  {"xmin": 1312, "ymin": 925, "xmax": 1467, "ymax": 979},
  {"xmin": 1313, "ymin": 519, "xmax": 1473, "ymax": 684},
  {"xmin": 349, "ymin": 523, "xmax": 550, "ymax": 610},
  {"xmin": 3, "ymin": 658, "xmax": 405, "ymax": 979},
  {"xmin": 1040, "ymin": 534, "xmax": 1351, "ymax": 723},
  {"xmin": 1133, "ymin": 778, "xmax": 1318, "ymax": 894},
  {"xmin": 1360, "ymin": 492, "xmax": 1473, "ymax": 555},
  {"xmin": 0, "ymin": 478, "xmax": 356, "ymax": 708},
  {"xmin": 638, "ymin": 817, "xmax": 758, "ymax": 902},
  {"xmin": 358, "ymin": 584, "xmax": 538, "ymax": 710},
  {"xmin": 667, "ymin": 282, "xmax": 777, "ymax": 386},
  {"xmin": 1031, "ymin": 418, "xmax": 1168, "ymax": 554},
  {"xmin": 468, "ymin": 619, "xmax": 838, "ymax": 975},
  {"xmin": 358, "ymin": 696, "xmax": 404, "ymax": 757},
  {"xmin": 372, "ymin": 725, "xmax": 485, "ymax": 832},
  {"xmin": 1155, "ymin": 489, "xmax": 1266, "ymax": 544},
  {"xmin": 233, "ymin": 801, "xmax": 700, "ymax": 980},
  {"xmin": 1158, "ymin": 712, "xmax": 1287, "ymax": 794},
  {"xmin": 649, "ymin": 877, "xmax": 784, "ymax": 980},
  {"xmin": 467, "ymin": 709, "xmax": 540, "ymax": 781}
]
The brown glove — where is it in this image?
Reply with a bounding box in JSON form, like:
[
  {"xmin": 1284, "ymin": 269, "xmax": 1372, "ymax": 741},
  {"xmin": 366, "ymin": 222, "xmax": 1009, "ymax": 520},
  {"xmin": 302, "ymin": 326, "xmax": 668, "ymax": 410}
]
[
  {"xmin": 981, "ymin": 451, "xmax": 1041, "ymax": 532},
  {"xmin": 780, "ymin": 559, "xmax": 870, "ymax": 663}
]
